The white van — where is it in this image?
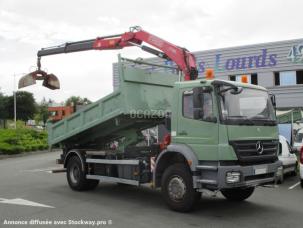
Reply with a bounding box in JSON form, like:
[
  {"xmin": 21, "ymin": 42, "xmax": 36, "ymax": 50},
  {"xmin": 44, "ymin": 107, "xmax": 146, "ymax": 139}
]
[
  {"xmin": 278, "ymin": 135, "xmax": 298, "ymax": 183},
  {"xmin": 299, "ymin": 147, "xmax": 303, "ymax": 188},
  {"xmin": 294, "ymin": 128, "xmax": 303, "ymax": 152}
]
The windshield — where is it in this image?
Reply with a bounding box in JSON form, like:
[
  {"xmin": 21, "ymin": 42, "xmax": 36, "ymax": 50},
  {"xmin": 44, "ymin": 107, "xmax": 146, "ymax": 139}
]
[{"xmin": 219, "ymin": 87, "xmax": 276, "ymax": 125}]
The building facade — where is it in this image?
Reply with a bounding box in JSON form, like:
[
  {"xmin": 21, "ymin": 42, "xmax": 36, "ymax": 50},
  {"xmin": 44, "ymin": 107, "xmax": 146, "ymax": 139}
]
[{"xmin": 113, "ymin": 38, "xmax": 303, "ymax": 109}]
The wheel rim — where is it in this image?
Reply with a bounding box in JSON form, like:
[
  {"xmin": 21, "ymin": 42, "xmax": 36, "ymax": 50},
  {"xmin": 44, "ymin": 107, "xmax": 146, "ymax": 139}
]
[
  {"xmin": 69, "ymin": 164, "xmax": 80, "ymax": 184},
  {"xmin": 167, "ymin": 175, "xmax": 186, "ymax": 201}
]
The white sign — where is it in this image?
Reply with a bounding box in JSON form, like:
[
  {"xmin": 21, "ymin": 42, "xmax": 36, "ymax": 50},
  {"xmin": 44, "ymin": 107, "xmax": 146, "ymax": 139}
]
[{"xmin": 287, "ymin": 43, "xmax": 303, "ymax": 63}]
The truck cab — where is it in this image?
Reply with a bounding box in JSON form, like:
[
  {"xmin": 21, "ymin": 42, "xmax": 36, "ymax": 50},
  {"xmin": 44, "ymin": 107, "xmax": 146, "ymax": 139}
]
[{"xmin": 166, "ymin": 79, "xmax": 280, "ymax": 189}]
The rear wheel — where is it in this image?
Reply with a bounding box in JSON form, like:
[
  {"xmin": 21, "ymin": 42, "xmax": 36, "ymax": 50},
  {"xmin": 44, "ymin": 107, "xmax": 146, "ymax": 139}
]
[
  {"xmin": 66, "ymin": 156, "xmax": 99, "ymax": 191},
  {"xmin": 221, "ymin": 187, "xmax": 255, "ymax": 201},
  {"xmin": 290, "ymin": 163, "xmax": 298, "ymax": 176},
  {"xmin": 161, "ymin": 164, "xmax": 200, "ymax": 212}
]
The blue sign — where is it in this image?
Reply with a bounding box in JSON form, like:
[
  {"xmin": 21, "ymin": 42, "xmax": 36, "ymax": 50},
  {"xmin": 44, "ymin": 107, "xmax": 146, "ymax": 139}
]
[{"xmin": 164, "ymin": 48, "xmax": 278, "ymax": 75}]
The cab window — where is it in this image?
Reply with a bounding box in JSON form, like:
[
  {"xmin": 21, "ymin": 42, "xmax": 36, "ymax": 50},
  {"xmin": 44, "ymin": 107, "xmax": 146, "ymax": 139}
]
[{"xmin": 183, "ymin": 90, "xmax": 214, "ymax": 121}]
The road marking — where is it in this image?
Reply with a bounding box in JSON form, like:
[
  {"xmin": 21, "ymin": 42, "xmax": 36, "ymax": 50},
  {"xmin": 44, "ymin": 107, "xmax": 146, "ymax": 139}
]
[
  {"xmin": 0, "ymin": 198, "xmax": 54, "ymax": 208},
  {"xmin": 23, "ymin": 167, "xmax": 62, "ymax": 173},
  {"xmin": 288, "ymin": 182, "xmax": 300, "ymax": 190}
]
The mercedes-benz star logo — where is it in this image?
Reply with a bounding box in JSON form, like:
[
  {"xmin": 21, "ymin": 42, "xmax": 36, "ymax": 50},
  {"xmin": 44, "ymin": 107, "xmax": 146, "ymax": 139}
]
[{"xmin": 256, "ymin": 141, "xmax": 264, "ymax": 155}]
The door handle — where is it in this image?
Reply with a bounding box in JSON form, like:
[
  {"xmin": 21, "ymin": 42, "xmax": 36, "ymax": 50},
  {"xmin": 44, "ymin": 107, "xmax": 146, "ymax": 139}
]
[{"xmin": 179, "ymin": 130, "xmax": 188, "ymax": 135}]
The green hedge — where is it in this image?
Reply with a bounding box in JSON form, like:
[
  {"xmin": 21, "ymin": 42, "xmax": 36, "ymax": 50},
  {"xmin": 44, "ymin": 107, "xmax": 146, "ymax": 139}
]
[{"xmin": 0, "ymin": 128, "xmax": 48, "ymax": 155}]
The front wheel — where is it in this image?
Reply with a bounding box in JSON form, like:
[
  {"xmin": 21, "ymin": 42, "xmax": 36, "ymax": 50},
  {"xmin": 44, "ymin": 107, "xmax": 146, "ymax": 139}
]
[
  {"xmin": 161, "ymin": 164, "xmax": 200, "ymax": 212},
  {"xmin": 221, "ymin": 187, "xmax": 255, "ymax": 201},
  {"xmin": 66, "ymin": 156, "xmax": 99, "ymax": 191}
]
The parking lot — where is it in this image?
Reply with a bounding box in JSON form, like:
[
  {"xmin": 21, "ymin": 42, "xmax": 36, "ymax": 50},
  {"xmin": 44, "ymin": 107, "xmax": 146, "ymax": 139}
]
[{"xmin": 0, "ymin": 151, "xmax": 302, "ymax": 228}]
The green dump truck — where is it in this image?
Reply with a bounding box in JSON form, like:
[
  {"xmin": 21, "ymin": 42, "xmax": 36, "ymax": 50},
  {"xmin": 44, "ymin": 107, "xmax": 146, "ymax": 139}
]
[
  {"xmin": 47, "ymin": 56, "xmax": 280, "ymax": 211},
  {"xmin": 20, "ymin": 27, "xmax": 282, "ymax": 212}
]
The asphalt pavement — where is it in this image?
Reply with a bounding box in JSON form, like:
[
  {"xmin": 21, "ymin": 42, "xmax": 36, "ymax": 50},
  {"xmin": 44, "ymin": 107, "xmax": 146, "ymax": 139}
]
[{"xmin": 0, "ymin": 151, "xmax": 302, "ymax": 228}]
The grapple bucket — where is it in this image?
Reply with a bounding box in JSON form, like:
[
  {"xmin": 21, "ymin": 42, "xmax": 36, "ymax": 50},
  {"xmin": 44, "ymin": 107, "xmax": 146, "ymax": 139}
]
[
  {"xmin": 42, "ymin": 74, "xmax": 60, "ymax": 90},
  {"xmin": 18, "ymin": 70, "xmax": 60, "ymax": 90}
]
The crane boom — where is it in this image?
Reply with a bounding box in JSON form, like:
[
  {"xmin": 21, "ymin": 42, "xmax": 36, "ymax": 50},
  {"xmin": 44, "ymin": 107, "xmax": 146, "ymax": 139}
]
[{"xmin": 19, "ymin": 26, "xmax": 198, "ymax": 90}]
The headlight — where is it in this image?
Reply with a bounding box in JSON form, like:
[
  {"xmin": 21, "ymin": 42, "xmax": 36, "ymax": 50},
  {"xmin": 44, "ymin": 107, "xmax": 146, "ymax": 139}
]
[{"xmin": 226, "ymin": 171, "xmax": 241, "ymax": 183}]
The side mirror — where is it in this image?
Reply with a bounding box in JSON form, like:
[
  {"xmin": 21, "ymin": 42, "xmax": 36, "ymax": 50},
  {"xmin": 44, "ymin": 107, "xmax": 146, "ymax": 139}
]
[
  {"xmin": 270, "ymin": 93, "xmax": 276, "ymax": 109},
  {"xmin": 193, "ymin": 87, "xmax": 203, "ymax": 119},
  {"xmin": 204, "ymin": 115, "xmax": 218, "ymax": 123},
  {"xmin": 164, "ymin": 112, "xmax": 171, "ymax": 131},
  {"xmin": 290, "ymin": 147, "xmax": 297, "ymax": 154},
  {"xmin": 230, "ymin": 86, "xmax": 243, "ymax": 94},
  {"xmin": 193, "ymin": 109, "xmax": 203, "ymax": 120}
]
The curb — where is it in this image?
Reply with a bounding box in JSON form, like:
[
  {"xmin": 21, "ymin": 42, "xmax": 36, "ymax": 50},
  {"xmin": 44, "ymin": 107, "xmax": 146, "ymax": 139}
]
[{"xmin": 0, "ymin": 149, "xmax": 61, "ymax": 160}]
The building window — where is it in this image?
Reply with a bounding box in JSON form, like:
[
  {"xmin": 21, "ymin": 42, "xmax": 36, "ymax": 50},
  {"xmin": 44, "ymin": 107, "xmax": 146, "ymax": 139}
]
[
  {"xmin": 280, "ymin": 71, "xmax": 296, "ymax": 85},
  {"xmin": 229, "ymin": 75, "xmax": 236, "ymax": 81},
  {"xmin": 251, "ymin": 73, "xmax": 258, "ymax": 85},
  {"xmin": 229, "ymin": 74, "xmax": 258, "ymax": 85},
  {"xmin": 297, "ymin": 70, "xmax": 303, "ymax": 84},
  {"xmin": 274, "ymin": 72, "xmax": 280, "ymax": 85},
  {"xmin": 274, "ymin": 70, "xmax": 303, "ymax": 86}
]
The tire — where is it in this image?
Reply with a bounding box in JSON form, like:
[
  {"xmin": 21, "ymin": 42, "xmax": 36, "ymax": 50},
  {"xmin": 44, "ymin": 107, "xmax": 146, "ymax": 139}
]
[
  {"xmin": 277, "ymin": 167, "xmax": 284, "ymax": 184},
  {"xmin": 277, "ymin": 173, "xmax": 284, "ymax": 184},
  {"xmin": 301, "ymin": 179, "xmax": 303, "ymax": 188},
  {"xmin": 291, "ymin": 170, "xmax": 297, "ymax": 176},
  {"xmin": 66, "ymin": 156, "xmax": 99, "ymax": 191},
  {"xmin": 221, "ymin": 187, "xmax": 255, "ymax": 201},
  {"xmin": 161, "ymin": 163, "xmax": 200, "ymax": 212},
  {"xmin": 290, "ymin": 163, "xmax": 298, "ymax": 176}
]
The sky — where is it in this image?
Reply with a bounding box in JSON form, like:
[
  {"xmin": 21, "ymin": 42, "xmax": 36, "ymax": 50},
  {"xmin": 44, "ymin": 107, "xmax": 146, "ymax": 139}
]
[{"xmin": 0, "ymin": 0, "xmax": 302, "ymax": 103}]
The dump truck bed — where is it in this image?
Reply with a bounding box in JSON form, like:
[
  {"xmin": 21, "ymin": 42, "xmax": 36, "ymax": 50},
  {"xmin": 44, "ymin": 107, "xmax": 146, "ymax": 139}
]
[{"xmin": 47, "ymin": 58, "xmax": 178, "ymax": 147}]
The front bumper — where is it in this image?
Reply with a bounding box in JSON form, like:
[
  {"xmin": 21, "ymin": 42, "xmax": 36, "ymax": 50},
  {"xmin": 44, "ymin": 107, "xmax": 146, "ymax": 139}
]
[{"xmin": 195, "ymin": 160, "xmax": 282, "ymax": 190}]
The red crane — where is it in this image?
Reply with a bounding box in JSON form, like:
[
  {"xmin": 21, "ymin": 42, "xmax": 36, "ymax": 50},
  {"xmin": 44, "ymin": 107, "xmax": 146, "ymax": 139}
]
[{"xmin": 19, "ymin": 26, "xmax": 198, "ymax": 90}]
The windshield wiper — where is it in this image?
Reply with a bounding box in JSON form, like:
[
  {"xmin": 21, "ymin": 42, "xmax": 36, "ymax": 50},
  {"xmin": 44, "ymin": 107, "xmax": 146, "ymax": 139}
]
[
  {"xmin": 227, "ymin": 116, "xmax": 255, "ymax": 125},
  {"xmin": 219, "ymin": 86, "xmax": 243, "ymax": 95},
  {"xmin": 248, "ymin": 117, "xmax": 277, "ymax": 126},
  {"xmin": 212, "ymin": 80, "xmax": 243, "ymax": 95}
]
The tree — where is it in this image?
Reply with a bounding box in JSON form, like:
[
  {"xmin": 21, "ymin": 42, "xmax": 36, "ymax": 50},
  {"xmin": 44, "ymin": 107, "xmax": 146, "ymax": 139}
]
[
  {"xmin": 6, "ymin": 91, "xmax": 37, "ymax": 121},
  {"xmin": 35, "ymin": 98, "xmax": 49, "ymax": 127},
  {"xmin": 0, "ymin": 92, "xmax": 9, "ymax": 120},
  {"xmin": 0, "ymin": 93, "xmax": 9, "ymax": 128},
  {"xmin": 65, "ymin": 96, "xmax": 91, "ymax": 106}
]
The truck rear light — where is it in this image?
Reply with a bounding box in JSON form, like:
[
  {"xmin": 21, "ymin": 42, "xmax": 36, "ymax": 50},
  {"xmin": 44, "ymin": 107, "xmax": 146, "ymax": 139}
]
[
  {"xmin": 300, "ymin": 147, "xmax": 303, "ymax": 164},
  {"xmin": 160, "ymin": 134, "xmax": 171, "ymax": 150}
]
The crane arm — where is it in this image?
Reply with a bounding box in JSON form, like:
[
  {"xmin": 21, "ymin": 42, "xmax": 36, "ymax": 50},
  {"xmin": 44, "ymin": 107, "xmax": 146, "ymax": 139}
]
[{"xmin": 19, "ymin": 26, "xmax": 198, "ymax": 90}]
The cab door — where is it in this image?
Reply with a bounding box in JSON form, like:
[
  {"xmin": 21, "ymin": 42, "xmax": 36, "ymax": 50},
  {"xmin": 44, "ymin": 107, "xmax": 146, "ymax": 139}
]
[{"xmin": 174, "ymin": 86, "xmax": 219, "ymax": 161}]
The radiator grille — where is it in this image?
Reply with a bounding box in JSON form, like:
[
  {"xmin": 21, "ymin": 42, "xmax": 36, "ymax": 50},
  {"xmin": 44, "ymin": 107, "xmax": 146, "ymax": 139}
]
[{"xmin": 229, "ymin": 140, "xmax": 278, "ymax": 165}]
